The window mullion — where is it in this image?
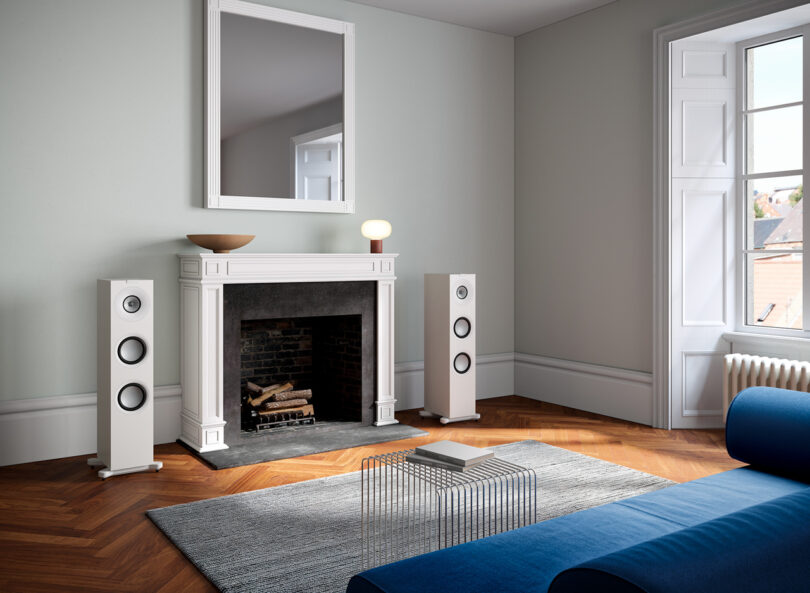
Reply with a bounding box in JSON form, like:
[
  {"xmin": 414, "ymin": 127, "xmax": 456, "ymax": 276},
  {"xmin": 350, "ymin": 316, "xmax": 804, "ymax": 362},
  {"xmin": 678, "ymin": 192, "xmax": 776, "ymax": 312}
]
[
  {"xmin": 802, "ymin": 25, "xmax": 810, "ymax": 331},
  {"xmin": 736, "ymin": 37, "xmax": 746, "ymax": 332},
  {"xmin": 743, "ymin": 100, "xmax": 803, "ymax": 115},
  {"xmin": 742, "ymin": 169, "xmax": 804, "ymax": 180}
]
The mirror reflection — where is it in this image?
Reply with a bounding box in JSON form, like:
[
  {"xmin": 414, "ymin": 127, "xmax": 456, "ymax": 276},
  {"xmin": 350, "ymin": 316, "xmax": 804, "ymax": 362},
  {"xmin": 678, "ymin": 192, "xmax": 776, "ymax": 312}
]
[{"xmin": 220, "ymin": 13, "xmax": 344, "ymax": 201}]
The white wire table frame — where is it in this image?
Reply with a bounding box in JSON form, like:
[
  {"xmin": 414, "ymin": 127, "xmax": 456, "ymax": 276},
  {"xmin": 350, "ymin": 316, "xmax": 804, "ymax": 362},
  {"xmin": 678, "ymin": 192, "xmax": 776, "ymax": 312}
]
[{"xmin": 361, "ymin": 449, "xmax": 537, "ymax": 569}]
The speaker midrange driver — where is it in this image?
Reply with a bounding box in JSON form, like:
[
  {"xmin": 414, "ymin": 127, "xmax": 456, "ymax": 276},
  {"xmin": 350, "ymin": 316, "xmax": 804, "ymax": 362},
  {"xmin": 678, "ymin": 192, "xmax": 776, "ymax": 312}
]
[
  {"xmin": 453, "ymin": 352, "xmax": 471, "ymax": 374},
  {"xmin": 453, "ymin": 317, "xmax": 471, "ymax": 339},
  {"xmin": 117, "ymin": 383, "xmax": 147, "ymax": 411},
  {"xmin": 118, "ymin": 336, "xmax": 146, "ymax": 365}
]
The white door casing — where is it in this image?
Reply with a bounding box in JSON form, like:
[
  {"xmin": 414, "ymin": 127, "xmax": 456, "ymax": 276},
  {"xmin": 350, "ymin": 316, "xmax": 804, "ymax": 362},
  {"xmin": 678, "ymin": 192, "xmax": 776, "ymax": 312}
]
[
  {"xmin": 653, "ymin": 0, "xmax": 810, "ymax": 430},
  {"xmin": 669, "ymin": 40, "xmax": 736, "ymax": 429}
]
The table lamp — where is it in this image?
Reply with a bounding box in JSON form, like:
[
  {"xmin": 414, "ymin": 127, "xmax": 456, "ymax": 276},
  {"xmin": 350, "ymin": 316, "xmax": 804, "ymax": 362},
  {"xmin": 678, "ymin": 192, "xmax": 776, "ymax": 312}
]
[{"xmin": 361, "ymin": 220, "xmax": 392, "ymax": 253}]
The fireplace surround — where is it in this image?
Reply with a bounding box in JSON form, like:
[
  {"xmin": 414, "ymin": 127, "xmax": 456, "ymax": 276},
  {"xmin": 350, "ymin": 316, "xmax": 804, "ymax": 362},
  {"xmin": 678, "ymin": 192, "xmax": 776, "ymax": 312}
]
[{"xmin": 178, "ymin": 253, "xmax": 398, "ymax": 453}]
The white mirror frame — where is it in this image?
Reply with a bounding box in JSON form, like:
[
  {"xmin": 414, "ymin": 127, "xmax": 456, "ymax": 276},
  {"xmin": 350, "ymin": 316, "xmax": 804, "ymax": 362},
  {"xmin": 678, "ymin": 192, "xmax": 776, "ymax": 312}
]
[{"xmin": 205, "ymin": 0, "xmax": 355, "ymax": 213}]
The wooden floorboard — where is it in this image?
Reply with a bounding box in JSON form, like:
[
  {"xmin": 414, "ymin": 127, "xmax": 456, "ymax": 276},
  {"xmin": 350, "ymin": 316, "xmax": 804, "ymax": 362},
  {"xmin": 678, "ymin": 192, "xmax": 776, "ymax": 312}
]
[{"xmin": 0, "ymin": 396, "xmax": 741, "ymax": 592}]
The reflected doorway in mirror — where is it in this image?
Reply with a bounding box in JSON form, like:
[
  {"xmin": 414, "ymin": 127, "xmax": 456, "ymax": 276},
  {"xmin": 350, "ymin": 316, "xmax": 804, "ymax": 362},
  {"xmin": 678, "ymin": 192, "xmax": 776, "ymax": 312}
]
[{"xmin": 291, "ymin": 123, "xmax": 343, "ymax": 201}]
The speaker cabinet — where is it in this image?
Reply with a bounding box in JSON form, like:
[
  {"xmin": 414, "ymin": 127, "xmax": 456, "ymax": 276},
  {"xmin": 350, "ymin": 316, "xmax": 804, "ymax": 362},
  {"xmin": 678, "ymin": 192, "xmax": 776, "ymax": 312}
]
[
  {"xmin": 88, "ymin": 279, "xmax": 162, "ymax": 479},
  {"xmin": 421, "ymin": 274, "xmax": 479, "ymax": 424}
]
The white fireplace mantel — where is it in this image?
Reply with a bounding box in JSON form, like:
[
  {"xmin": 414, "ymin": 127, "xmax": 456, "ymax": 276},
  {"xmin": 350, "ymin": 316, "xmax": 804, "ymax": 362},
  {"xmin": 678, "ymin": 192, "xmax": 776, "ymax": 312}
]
[{"xmin": 177, "ymin": 252, "xmax": 398, "ymax": 452}]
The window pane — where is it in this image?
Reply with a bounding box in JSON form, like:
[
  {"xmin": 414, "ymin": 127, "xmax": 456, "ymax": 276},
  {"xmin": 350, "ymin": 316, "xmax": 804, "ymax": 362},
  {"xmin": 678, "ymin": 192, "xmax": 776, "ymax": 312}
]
[
  {"xmin": 746, "ymin": 175, "xmax": 803, "ymax": 250},
  {"xmin": 747, "ymin": 36, "xmax": 802, "ymax": 110},
  {"xmin": 746, "ymin": 252, "xmax": 803, "ymax": 329},
  {"xmin": 746, "ymin": 106, "xmax": 802, "ymax": 174}
]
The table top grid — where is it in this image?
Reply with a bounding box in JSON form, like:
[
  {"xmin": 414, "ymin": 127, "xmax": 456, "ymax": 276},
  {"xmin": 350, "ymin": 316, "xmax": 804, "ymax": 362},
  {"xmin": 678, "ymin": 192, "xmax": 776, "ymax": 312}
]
[{"xmin": 361, "ymin": 449, "xmax": 535, "ymax": 488}]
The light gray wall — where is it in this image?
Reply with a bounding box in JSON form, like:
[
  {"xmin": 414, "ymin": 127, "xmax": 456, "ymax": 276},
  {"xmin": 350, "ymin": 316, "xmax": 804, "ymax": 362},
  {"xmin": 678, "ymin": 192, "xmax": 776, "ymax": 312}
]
[
  {"xmin": 221, "ymin": 97, "xmax": 342, "ymax": 198},
  {"xmin": 0, "ymin": 0, "xmax": 514, "ymax": 402},
  {"xmin": 514, "ymin": 0, "xmax": 751, "ymax": 374}
]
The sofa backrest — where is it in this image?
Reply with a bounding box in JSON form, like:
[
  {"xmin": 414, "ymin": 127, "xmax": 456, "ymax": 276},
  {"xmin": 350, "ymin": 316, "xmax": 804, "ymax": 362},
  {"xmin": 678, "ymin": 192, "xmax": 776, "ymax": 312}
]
[
  {"xmin": 725, "ymin": 386, "xmax": 810, "ymax": 478},
  {"xmin": 548, "ymin": 488, "xmax": 810, "ymax": 593}
]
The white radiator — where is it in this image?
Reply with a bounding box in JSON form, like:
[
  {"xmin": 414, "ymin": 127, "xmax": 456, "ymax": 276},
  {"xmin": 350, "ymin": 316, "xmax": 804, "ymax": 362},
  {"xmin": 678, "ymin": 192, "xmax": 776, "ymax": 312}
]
[{"xmin": 723, "ymin": 354, "xmax": 810, "ymax": 415}]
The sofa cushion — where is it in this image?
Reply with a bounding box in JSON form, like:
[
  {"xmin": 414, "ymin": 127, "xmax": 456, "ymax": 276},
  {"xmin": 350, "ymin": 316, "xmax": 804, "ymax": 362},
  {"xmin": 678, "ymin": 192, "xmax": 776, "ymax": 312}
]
[
  {"xmin": 614, "ymin": 465, "xmax": 808, "ymax": 527},
  {"xmin": 347, "ymin": 464, "xmax": 810, "ymax": 593},
  {"xmin": 548, "ymin": 488, "xmax": 810, "ymax": 593},
  {"xmin": 348, "ymin": 504, "xmax": 684, "ymax": 593},
  {"xmin": 726, "ymin": 386, "xmax": 810, "ymax": 476}
]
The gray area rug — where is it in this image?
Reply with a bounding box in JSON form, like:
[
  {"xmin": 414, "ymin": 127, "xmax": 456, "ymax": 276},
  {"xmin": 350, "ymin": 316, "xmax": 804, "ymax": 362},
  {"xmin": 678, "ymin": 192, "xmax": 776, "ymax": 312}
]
[
  {"xmin": 148, "ymin": 440, "xmax": 673, "ymax": 593},
  {"xmin": 192, "ymin": 423, "xmax": 428, "ymax": 469}
]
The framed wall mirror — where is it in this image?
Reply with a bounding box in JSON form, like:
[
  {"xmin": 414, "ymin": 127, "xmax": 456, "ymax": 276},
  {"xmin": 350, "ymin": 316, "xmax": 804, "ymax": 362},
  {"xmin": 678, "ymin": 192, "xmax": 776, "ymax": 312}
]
[{"xmin": 205, "ymin": 0, "xmax": 355, "ymax": 213}]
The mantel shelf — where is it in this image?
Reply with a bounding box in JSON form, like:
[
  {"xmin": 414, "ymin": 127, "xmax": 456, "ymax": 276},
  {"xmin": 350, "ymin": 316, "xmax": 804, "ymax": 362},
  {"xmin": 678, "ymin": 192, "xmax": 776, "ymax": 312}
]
[{"xmin": 178, "ymin": 252, "xmax": 398, "ymax": 284}]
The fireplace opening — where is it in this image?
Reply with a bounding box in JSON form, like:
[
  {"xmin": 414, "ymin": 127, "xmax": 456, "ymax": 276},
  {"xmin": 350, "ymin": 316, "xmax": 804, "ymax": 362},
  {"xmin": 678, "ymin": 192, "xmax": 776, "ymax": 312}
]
[
  {"xmin": 239, "ymin": 315, "xmax": 363, "ymax": 435},
  {"xmin": 223, "ymin": 281, "xmax": 376, "ymax": 447}
]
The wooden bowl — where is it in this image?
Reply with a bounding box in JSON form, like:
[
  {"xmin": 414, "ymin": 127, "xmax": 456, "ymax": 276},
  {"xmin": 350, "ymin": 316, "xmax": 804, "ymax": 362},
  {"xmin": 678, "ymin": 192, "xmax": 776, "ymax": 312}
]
[{"xmin": 186, "ymin": 234, "xmax": 255, "ymax": 254}]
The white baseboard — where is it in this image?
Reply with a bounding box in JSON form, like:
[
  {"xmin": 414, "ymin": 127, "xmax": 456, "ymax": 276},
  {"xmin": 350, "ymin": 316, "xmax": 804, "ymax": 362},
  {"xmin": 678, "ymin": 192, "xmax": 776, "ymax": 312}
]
[
  {"xmin": 394, "ymin": 352, "xmax": 516, "ymax": 411},
  {"xmin": 515, "ymin": 353, "xmax": 653, "ymax": 425},
  {"xmin": 0, "ymin": 386, "xmax": 182, "ymax": 467},
  {"xmin": 1, "ymin": 353, "xmax": 652, "ymax": 465},
  {"xmin": 0, "ymin": 353, "xmax": 516, "ymax": 467}
]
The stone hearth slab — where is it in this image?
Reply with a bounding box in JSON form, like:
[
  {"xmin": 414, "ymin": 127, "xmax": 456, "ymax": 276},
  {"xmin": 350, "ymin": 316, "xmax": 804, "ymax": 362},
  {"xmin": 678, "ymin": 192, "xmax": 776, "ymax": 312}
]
[{"xmin": 182, "ymin": 423, "xmax": 427, "ymax": 469}]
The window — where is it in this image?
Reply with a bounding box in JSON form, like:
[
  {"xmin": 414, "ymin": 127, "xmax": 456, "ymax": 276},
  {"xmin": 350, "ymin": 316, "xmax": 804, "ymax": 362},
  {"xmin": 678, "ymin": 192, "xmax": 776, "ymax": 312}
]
[{"xmin": 740, "ymin": 30, "xmax": 807, "ymax": 332}]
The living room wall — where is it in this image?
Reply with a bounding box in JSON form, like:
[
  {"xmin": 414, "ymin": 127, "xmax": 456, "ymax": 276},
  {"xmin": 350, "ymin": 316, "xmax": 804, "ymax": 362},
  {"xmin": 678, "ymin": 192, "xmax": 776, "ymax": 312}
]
[
  {"xmin": 514, "ymin": 0, "xmax": 751, "ymax": 406},
  {"xmin": 0, "ymin": 0, "xmax": 514, "ymax": 405}
]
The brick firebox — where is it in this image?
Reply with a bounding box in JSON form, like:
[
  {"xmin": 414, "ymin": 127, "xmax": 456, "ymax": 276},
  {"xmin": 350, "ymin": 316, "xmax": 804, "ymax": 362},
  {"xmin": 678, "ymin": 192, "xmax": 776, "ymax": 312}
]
[{"xmin": 222, "ymin": 281, "xmax": 376, "ymax": 447}]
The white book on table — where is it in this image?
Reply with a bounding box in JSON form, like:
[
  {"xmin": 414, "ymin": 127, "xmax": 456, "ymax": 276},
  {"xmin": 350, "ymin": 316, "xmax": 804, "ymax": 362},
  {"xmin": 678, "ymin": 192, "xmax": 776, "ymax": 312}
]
[{"xmin": 414, "ymin": 440, "xmax": 494, "ymax": 467}]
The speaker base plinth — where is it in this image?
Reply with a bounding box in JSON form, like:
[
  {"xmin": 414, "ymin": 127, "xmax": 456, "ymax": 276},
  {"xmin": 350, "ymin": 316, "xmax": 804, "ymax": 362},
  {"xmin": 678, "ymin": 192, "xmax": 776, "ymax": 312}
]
[
  {"xmin": 88, "ymin": 458, "xmax": 162, "ymax": 479},
  {"xmin": 419, "ymin": 410, "xmax": 481, "ymax": 424}
]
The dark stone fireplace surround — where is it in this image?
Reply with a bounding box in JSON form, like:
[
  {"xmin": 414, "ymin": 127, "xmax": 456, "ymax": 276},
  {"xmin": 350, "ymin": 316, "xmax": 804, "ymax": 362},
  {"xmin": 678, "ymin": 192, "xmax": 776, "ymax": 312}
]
[{"xmin": 223, "ymin": 281, "xmax": 376, "ymax": 447}]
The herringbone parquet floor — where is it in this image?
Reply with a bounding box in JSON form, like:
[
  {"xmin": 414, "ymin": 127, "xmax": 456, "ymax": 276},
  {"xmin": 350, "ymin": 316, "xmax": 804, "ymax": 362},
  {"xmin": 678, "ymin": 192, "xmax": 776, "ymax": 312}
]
[{"xmin": 0, "ymin": 396, "xmax": 741, "ymax": 592}]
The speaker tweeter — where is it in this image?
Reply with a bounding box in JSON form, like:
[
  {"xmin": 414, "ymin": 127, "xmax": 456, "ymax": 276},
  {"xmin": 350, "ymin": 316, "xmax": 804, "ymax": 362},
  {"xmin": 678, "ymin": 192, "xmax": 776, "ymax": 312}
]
[{"xmin": 123, "ymin": 295, "xmax": 141, "ymax": 314}]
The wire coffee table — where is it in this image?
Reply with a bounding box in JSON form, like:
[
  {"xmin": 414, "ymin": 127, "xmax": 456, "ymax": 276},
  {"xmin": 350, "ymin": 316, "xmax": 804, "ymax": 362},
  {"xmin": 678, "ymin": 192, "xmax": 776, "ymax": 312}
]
[{"xmin": 361, "ymin": 449, "xmax": 537, "ymax": 569}]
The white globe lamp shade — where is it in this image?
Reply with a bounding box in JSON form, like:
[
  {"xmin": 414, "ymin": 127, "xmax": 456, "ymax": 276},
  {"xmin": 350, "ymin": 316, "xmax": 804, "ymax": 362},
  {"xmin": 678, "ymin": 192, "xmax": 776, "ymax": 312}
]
[{"xmin": 361, "ymin": 220, "xmax": 392, "ymax": 253}]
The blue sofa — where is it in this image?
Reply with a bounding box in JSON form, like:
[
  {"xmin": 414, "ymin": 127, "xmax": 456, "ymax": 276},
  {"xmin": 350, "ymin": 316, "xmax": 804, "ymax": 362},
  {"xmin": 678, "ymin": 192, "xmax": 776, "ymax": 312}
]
[{"xmin": 347, "ymin": 387, "xmax": 810, "ymax": 593}]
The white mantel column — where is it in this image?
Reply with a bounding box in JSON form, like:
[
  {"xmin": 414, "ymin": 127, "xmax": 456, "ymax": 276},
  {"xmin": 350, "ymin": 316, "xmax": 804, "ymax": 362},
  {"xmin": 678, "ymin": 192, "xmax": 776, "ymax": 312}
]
[
  {"xmin": 374, "ymin": 277, "xmax": 397, "ymax": 425},
  {"xmin": 179, "ymin": 282, "xmax": 227, "ymax": 451}
]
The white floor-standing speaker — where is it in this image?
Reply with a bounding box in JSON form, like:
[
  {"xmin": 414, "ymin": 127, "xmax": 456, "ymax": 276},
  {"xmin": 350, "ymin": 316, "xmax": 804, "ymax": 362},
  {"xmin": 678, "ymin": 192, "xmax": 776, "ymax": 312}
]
[
  {"xmin": 420, "ymin": 273, "xmax": 480, "ymax": 424},
  {"xmin": 88, "ymin": 279, "xmax": 162, "ymax": 479}
]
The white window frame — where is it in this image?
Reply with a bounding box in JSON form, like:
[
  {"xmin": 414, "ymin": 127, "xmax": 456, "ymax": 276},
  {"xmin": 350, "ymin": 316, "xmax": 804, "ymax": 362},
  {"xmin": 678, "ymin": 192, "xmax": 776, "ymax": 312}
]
[{"xmin": 735, "ymin": 24, "xmax": 810, "ymax": 337}]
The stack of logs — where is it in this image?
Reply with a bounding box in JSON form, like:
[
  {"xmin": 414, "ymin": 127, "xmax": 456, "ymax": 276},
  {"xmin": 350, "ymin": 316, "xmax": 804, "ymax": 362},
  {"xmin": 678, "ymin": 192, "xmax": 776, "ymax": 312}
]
[{"xmin": 244, "ymin": 381, "xmax": 315, "ymax": 431}]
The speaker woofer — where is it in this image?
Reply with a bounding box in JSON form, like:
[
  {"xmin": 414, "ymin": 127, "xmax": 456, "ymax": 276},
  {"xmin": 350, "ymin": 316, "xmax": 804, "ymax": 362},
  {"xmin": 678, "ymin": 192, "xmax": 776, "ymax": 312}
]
[
  {"xmin": 117, "ymin": 337, "xmax": 146, "ymax": 365},
  {"xmin": 453, "ymin": 352, "xmax": 471, "ymax": 374},
  {"xmin": 453, "ymin": 317, "xmax": 471, "ymax": 339},
  {"xmin": 118, "ymin": 383, "xmax": 147, "ymax": 411}
]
